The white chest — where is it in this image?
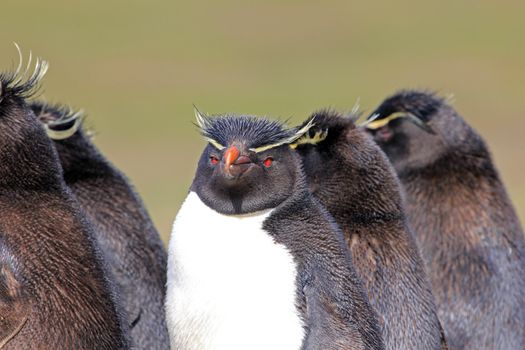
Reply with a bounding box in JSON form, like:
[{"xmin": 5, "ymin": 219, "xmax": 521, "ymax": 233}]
[{"xmin": 166, "ymin": 192, "xmax": 305, "ymax": 350}]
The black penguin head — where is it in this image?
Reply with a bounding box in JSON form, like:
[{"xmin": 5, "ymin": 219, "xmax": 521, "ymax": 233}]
[
  {"xmin": 364, "ymin": 90, "xmax": 480, "ymax": 174},
  {"xmin": 31, "ymin": 101, "xmax": 85, "ymax": 142},
  {"xmin": 292, "ymin": 110, "xmax": 402, "ymax": 203},
  {"xmin": 0, "ymin": 56, "xmax": 49, "ymax": 146},
  {"xmin": 0, "ymin": 54, "xmax": 65, "ymax": 189},
  {"xmin": 191, "ymin": 109, "xmax": 313, "ymax": 215},
  {"xmin": 291, "ymin": 110, "xmax": 353, "ymax": 182},
  {"xmin": 29, "ymin": 101, "xmax": 94, "ymax": 176}
]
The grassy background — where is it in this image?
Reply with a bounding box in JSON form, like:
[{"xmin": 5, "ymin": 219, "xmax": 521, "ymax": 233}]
[{"xmin": 1, "ymin": 0, "xmax": 523, "ymax": 243}]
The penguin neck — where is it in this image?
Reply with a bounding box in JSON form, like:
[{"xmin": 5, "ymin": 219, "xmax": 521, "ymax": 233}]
[
  {"xmin": 54, "ymin": 133, "xmax": 117, "ymax": 183},
  {"xmin": 0, "ymin": 116, "xmax": 63, "ymax": 192},
  {"xmin": 400, "ymin": 145, "xmax": 496, "ymax": 184},
  {"xmin": 311, "ymin": 150, "xmax": 404, "ymax": 231},
  {"xmin": 400, "ymin": 148, "xmax": 514, "ymax": 241}
]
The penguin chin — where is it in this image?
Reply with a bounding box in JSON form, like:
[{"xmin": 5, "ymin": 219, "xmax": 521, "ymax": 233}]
[
  {"xmin": 193, "ymin": 168, "xmax": 294, "ymax": 215},
  {"xmin": 196, "ymin": 186, "xmax": 289, "ymax": 216}
]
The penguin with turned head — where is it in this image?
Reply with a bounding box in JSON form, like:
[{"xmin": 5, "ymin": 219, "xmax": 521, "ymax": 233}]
[
  {"xmin": 0, "ymin": 58, "xmax": 128, "ymax": 348},
  {"xmin": 293, "ymin": 110, "xmax": 447, "ymax": 350},
  {"xmin": 31, "ymin": 102, "xmax": 169, "ymax": 349},
  {"xmin": 165, "ymin": 110, "xmax": 385, "ymax": 350},
  {"xmin": 365, "ymin": 90, "xmax": 525, "ymax": 349}
]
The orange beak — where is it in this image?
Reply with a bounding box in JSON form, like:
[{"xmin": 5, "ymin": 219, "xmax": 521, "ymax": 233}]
[{"xmin": 223, "ymin": 146, "xmax": 240, "ymax": 171}]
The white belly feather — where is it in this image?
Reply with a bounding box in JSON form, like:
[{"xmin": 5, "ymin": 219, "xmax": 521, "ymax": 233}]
[{"xmin": 166, "ymin": 191, "xmax": 305, "ymax": 350}]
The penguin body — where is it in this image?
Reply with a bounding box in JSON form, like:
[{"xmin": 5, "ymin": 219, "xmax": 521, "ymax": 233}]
[
  {"xmin": 168, "ymin": 192, "xmax": 303, "ymax": 350},
  {"xmin": 166, "ymin": 112, "xmax": 385, "ymax": 350},
  {"xmin": 0, "ymin": 61, "xmax": 128, "ymax": 348},
  {"xmin": 31, "ymin": 102, "xmax": 169, "ymax": 349},
  {"xmin": 366, "ymin": 90, "xmax": 525, "ymax": 349},
  {"xmin": 294, "ymin": 111, "xmax": 446, "ymax": 350}
]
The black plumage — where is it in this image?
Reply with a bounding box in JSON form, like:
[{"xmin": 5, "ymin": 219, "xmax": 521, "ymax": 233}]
[
  {"xmin": 293, "ymin": 110, "xmax": 447, "ymax": 350},
  {"xmin": 168, "ymin": 113, "xmax": 385, "ymax": 349},
  {"xmin": 366, "ymin": 90, "xmax": 525, "ymax": 349},
  {"xmin": 0, "ymin": 61, "xmax": 129, "ymax": 348},
  {"xmin": 32, "ymin": 101, "xmax": 169, "ymax": 350},
  {"xmin": 198, "ymin": 113, "xmax": 294, "ymax": 149}
]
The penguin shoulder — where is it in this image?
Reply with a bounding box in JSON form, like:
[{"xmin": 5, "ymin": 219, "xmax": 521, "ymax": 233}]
[{"xmin": 265, "ymin": 194, "xmax": 385, "ymax": 349}]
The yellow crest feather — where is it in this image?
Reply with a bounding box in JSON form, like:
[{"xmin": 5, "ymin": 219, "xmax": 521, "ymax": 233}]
[
  {"xmin": 44, "ymin": 110, "xmax": 85, "ymax": 140},
  {"xmin": 289, "ymin": 129, "xmax": 328, "ymax": 149},
  {"xmin": 249, "ymin": 117, "xmax": 317, "ymax": 153}
]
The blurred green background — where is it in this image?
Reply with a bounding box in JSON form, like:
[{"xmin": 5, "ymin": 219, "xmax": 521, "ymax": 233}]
[{"xmin": 1, "ymin": 0, "xmax": 524, "ymax": 243}]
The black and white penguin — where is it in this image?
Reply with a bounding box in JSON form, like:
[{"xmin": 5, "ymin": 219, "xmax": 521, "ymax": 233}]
[
  {"xmin": 31, "ymin": 102, "xmax": 169, "ymax": 349},
  {"xmin": 0, "ymin": 57, "xmax": 128, "ymax": 348},
  {"xmin": 293, "ymin": 110, "xmax": 447, "ymax": 350},
  {"xmin": 365, "ymin": 90, "xmax": 525, "ymax": 350},
  {"xmin": 166, "ymin": 110, "xmax": 385, "ymax": 350}
]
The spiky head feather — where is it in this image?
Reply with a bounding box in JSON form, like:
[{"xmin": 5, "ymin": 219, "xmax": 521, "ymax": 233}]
[
  {"xmin": 290, "ymin": 109, "xmax": 359, "ymax": 149},
  {"xmin": 31, "ymin": 101, "xmax": 85, "ymax": 140},
  {"xmin": 0, "ymin": 44, "xmax": 48, "ymax": 104},
  {"xmin": 365, "ymin": 90, "xmax": 440, "ymax": 134},
  {"xmin": 194, "ymin": 109, "xmax": 315, "ymax": 153}
]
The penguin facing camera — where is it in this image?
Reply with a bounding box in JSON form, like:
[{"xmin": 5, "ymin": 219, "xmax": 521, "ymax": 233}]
[{"xmin": 165, "ymin": 109, "xmax": 385, "ymax": 350}]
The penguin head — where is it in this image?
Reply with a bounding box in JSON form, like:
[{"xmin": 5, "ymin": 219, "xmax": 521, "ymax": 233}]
[
  {"xmin": 31, "ymin": 102, "xmax": 85, "ymax": 142},
  {"xmin": 191, "ymin": 109, "xmax": 313, "ymax": 215},
  {"xmin": 0, "ymin": 56, "xmax": 49, "ymax": 143},
  {"xmin": 30, "ymin": 101, "xmax": 94, "ymax": 175},
  {"xmin": 291, "ymin": 110, "xmax": 353, "ymax": 176},
  {"xmin": 292, "ymin": 110, "xmax": 402, "ymax": 202},
  {"xmin": 364, "ymin": 90, "xmax": 479, "ymax": 174},
  {"xmin": 0, "ymin": 54, "xmax": 67, "ymax": 188}
]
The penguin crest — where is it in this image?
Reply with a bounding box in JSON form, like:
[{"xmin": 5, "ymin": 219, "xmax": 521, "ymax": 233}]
[
  {"xmin": 33, "ymin": 103, "xmax": 85, "ymax": 140},
  {"xmin": 194, "ymin": 108, "xmax": 315, "ymax": 153},
  {"xmin": 0, "ymin": 44, "xmax": 48, "ymax": 103}
]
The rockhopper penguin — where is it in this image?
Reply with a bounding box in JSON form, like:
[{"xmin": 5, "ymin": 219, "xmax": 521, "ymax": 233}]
[
  {"xmin": 293, "ymin": 110, "xmax": 447, "ymax": 350},
  {"xmin": 31, "ymin": 102, "xmax": 169, "ymax": 349},
  {"xmin": 165, "ymin": 110, "xmax": 385, "ymax": 350},
  {"xmin": 366, "ymin": 90, "xmax": 525, "ymax": 349},
  {"xmin": 0, "ymin": 58, "xmax": 128, "ymax": 348}
]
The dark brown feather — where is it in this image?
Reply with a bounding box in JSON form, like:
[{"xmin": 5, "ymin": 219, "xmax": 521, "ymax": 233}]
[
  {"xmin": 31, "ymin": 101, "xmax": 169, "ymax": 349},
  {"xmin": 367, "ymin": 90, "xmax": 525, "ymax": 349},
  {"xmin": 295, "ymin": 110, "xmax": 447, "ymax": 350}
]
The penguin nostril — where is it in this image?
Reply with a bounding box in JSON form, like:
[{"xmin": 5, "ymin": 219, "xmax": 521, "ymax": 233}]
[{"xmin": 234, "ymin": 155, "xmax": 251, "ymax": 165}]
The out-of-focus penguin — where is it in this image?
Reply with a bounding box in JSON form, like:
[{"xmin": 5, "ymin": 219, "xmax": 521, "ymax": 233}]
[
  {"xmin": 366, "ymin": 90, "xmax": 525, "ymax": 349},
  {"xmin": 0, "ymin": 56, "xmax": 128, "ymax": 348},
  {"xmin": 165, "ymin": 110, "xmax": 385, "ymax": 350},
  {"xmin": 32, "ymin": 102, "xmax": 169, "ymax": 349},
  {"xmin": 294, "ymin": 110, "xmax": 447, "ymax": 350}
]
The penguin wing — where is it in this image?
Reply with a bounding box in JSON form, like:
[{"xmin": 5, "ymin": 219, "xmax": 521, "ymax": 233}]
[
  {"xmin": 0, "ymin": 246, "xmax": 29, "ymax": 348},
  {"xmin": 302, "ymin": 273, "xmax": 368, "ymax": 350},
  {"xmin": 113, "ymin": 264, "xmax": 143, "ymax": 329}
]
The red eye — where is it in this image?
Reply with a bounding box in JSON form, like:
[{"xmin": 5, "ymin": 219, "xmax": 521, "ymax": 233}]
[
  {"xmin": 263, "ymin": 157, "xmax": 273, "ymax": 167},
  {"xmin": 210, "ymin": 156, "xmax": 219, "ymax": 165}
]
